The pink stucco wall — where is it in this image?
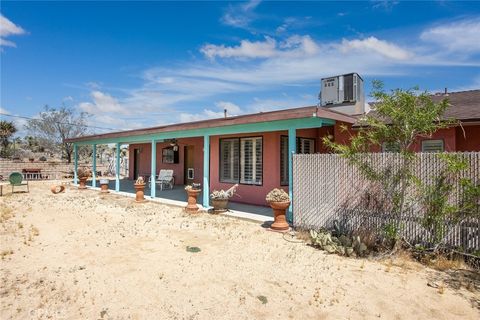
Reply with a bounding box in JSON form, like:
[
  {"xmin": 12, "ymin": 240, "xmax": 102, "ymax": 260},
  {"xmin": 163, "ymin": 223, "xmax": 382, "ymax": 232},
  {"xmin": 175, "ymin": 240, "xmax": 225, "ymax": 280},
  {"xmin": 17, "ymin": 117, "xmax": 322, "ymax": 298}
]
[
  {"xmin": 129, "ymin": 137, "xmax": 204, "ymax": 185},
  {"xmin": 209, "ymin": 128, "xmax": 328, "ymax": 206},
  {"xmin": 456, "ymin": 125, "xmax": 480, "ymax": 151},
  {"xmin": 126, "ymin": 127, "xmax": 335, "ymax": 206}
]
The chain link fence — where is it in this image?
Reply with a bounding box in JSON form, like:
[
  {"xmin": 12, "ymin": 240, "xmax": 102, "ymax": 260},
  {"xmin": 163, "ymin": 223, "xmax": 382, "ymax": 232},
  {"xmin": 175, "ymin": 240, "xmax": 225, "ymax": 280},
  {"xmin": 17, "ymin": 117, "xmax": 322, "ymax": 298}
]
[{"xmin": 293, "ymin": 152, "xmax": 480, "ymax": 251}]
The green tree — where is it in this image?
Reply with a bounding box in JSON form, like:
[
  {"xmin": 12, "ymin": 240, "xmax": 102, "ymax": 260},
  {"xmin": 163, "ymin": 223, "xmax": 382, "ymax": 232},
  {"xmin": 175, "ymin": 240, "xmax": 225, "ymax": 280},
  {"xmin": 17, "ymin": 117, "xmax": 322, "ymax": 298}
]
[
  {"xmin": 0, "ymin": 120, "xmax": 18, "ymax": 158},
  {"xmin": 24, "ymin": 106, "xmax": 90, "ymax": 163},
  {"xmin": 323, "ymin": 81, "xmax": 457, "ymax": 243}
]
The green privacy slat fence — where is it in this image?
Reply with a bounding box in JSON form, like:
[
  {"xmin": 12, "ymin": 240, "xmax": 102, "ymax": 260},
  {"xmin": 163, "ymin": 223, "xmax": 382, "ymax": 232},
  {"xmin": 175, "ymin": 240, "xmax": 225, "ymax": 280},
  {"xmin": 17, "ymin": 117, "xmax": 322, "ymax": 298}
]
[{"xmin": 292, "ymin": 152, "xmax": 480, "ymax": 250}]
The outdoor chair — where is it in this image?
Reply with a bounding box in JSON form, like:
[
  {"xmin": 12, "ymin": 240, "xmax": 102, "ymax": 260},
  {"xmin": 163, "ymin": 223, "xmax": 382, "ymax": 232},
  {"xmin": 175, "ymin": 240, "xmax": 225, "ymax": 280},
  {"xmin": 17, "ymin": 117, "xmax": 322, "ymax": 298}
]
[
  {"xmin": 9, "ymin": 172, "xmax": 29, "ymax": 193},
  {"xmin": 149, "ymin": 169, "xmax": 175, "ymax": 190}
]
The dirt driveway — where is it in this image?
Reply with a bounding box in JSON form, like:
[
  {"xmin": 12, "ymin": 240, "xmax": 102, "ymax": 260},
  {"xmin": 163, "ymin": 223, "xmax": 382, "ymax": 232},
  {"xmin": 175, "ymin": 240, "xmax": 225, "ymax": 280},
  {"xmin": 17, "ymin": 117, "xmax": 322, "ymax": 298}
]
[{"xmin": 1, "ymin": 182, "xmax": 478, "ymax": 319}]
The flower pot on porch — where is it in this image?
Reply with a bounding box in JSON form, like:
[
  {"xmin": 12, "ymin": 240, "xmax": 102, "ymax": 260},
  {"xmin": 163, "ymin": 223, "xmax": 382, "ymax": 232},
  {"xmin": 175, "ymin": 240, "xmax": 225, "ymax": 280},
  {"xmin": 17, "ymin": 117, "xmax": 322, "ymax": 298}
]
[
  {"xmin": 268, "ymin": 201, "xmax": 290, "ymax": 231},
  {"xmin": 99, "ymin": 179, "xmax": 109, "ymax": 193},
  {"xmin": 211, "ymin": 199, "xmax": 229, "ymax": 213},
  {"xmin": 78, "ymin": 177, "xmax": 88, "ymax": 189},
  {"xmin": 134, "ymin": 183, "xmax": 146, "ymax": 202},
  {"xmin": 186, "ymin": 189, "xmax": 202, "ymax": 213}
]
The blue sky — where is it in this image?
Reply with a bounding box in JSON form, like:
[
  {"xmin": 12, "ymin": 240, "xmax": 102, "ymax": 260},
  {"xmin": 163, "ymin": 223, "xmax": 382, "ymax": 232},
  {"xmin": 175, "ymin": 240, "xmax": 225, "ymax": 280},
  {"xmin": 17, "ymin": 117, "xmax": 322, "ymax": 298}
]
[{"xmin": 1, "ymin": 1, "xmax": 480, "ymax": 134}]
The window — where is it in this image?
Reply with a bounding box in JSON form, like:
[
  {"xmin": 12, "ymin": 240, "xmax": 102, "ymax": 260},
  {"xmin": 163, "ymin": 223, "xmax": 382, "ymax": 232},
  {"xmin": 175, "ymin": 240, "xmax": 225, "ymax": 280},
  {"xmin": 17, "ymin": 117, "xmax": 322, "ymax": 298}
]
[
  {"xmin": 382, "ymin": 142, "xmax": 400, "ymax": 153},
  {"xmin": 421, "ymin": 140, "xmax": 444, "ymax": 153},
  {"xmin": 220, "ymin": 138, "xmax": 239, "ymax": 183},
  {"xmin": 220, "ymin": 137, "xmax": 262, "ymax": 185},
  {"xmin": 162, "ymin": 147, "xmax": 179, "ymax": 164},
  {"xmin": 297, "ymin": 137, "xmax": 315, "ymax": 154},
  {"xmin": 280, "ymin": 137, "xmax": 315, "ymax": 185}
]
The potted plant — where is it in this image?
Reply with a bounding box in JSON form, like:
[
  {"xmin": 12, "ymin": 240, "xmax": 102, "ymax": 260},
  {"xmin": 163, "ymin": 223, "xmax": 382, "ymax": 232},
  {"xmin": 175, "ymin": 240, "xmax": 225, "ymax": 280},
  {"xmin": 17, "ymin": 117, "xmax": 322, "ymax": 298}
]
[
  {"xmin": 266, "ymin": 188, "xmax": 290, "ymax": 231},
  {"xmin": 185, "ymin": 183, "xmax": 202, "ymax": 213},
  {"xmin": 134, "ymin": 176, "xmax": 146, "ymax": 202},
  {"xmin": 77, "ymin": 167, "xmax": 91, "ymax": 189},
  {"xmin": 99, "ymin": 178, "xmax": 109, "ymax": 193},
  {"xmin": 210, "ymin": 184, "xmax": 238, "ymax": 213}
]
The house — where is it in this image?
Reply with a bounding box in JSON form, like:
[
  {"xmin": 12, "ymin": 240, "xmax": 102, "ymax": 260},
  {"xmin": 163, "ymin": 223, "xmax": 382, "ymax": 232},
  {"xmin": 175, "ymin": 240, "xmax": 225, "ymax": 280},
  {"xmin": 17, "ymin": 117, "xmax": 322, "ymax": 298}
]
[
  {"xmin": 66, "ymin": 74, "xmax": 479, "ymax": 209},
  {"xmin": 350, "ymin": 89, "xmax": 480, "ymax": 153},
  {"xmin": 66, "ymin": 106, "xmax": 357, "ymax": 208}
]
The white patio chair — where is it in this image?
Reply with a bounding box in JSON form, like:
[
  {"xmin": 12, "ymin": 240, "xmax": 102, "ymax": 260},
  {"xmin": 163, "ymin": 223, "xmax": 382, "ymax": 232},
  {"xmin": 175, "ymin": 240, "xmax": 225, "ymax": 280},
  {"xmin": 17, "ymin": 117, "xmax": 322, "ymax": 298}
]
[{"xmin": 150, "ymin": 169, "xmax": 175, "ymax": 191}]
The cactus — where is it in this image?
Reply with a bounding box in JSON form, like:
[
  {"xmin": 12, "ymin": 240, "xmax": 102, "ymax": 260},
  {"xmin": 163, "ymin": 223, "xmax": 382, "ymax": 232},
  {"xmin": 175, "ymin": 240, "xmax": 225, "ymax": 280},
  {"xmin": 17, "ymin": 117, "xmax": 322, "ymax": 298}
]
[
  {"xmin": 309, "ymin": 229, "xmax": 369, "ymax": 257},
  {"xmin": 266, "ymin": 188, "xmax": 290, "ymax": 203},
  {"xmin": 135, "ymin": 176, "xmax": 145, "ymax": 185}
]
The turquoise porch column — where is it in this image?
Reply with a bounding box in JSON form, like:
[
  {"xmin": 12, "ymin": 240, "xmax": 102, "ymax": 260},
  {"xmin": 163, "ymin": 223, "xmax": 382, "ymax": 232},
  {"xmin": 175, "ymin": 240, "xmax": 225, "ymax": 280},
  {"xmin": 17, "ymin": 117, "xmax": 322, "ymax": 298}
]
[
  {"xmin": 203, "ymin": 135, "xmax": 210, "ymax": 209},
  {"xmin": 288, "ymin": 128, "xmax": 296, "ymax": 222},
  {"xmin": 73, "ymin": 144, "xmax": 78, "ymax": 185},
  {"xmin": 92, "ymin": 144, "xmax": 97, "ymax": 188},
  {"xmin": 115, "ymin": 143, "xmax": 120, "ymax": 192},
  {"xmin": 151, "ymin": 139, "xmax": 156, "ymax": 198}
]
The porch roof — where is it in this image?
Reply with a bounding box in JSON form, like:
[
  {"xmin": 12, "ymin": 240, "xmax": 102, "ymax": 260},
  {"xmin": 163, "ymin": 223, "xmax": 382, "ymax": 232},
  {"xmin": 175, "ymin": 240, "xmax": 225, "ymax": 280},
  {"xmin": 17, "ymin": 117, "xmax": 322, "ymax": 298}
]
[{"xmin": 66, "ymin": 105, "xmax": 356, "ymax": 145}]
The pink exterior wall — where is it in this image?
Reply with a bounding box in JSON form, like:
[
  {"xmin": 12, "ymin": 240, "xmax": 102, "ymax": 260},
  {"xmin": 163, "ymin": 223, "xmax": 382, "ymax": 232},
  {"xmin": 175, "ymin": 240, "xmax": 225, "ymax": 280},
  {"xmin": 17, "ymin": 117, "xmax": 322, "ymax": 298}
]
[
  {"xmin": 129, "ymin": 137, "xmax": 204, "ymax": 185},
  {"xmin": 209, "ymin": 127, "xmax": 331, "ymax": 207},
  {"xmin": 456, "ymin": 125, "xmax": 480, "ymax": 151},
  {"xmin": 409, "ymin": 127, "xmax": 457, "ymax": 152}
]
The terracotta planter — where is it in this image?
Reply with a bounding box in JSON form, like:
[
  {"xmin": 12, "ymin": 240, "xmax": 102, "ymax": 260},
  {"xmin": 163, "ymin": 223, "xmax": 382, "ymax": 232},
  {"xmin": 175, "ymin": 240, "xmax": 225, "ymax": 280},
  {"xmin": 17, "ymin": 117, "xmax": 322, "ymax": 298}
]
[
  {"xmin": 100, "ymin": 180, "xmax": 109, "ymax": 193},
  {"xmin": 268, "ymin": 201, "xmax": 290, "ymax": 231},
  {"xmin": 50, "ymin": 185, "xmax": 65, "ymax": 194},
  {"xmin": 134, "ymin": 183, "xmax": 146, "ymax": 202},
  {"xmin": 186, "ymin": 189, "xmax": 202, "ymax": 213},
  {"xmin": 78, "ymin": 177, "xmax": 88, "ymax": 189},
  {"xmin": 211, "ymin": 199, "xmax": 229, "ymax": 213}
]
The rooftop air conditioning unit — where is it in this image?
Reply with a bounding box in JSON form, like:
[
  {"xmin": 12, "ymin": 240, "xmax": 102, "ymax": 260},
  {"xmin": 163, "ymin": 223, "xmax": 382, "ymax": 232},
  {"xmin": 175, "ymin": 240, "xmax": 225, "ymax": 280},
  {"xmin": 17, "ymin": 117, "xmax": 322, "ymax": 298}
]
[{"xmin": 320, "ymin": 73, "xmax": 365, "ymax": 115}]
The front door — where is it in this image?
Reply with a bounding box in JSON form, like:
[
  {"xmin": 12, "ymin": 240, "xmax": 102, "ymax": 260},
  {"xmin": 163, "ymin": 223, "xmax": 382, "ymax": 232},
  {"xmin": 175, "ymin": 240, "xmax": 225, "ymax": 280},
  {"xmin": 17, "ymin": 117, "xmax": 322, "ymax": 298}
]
[
  {"xmin": 133, "ymin": 148, "xmax": 140, "ymax": 179},
  {"xmin": 184, "ymin": 146, "xmax": 194, "ymax": 185}
]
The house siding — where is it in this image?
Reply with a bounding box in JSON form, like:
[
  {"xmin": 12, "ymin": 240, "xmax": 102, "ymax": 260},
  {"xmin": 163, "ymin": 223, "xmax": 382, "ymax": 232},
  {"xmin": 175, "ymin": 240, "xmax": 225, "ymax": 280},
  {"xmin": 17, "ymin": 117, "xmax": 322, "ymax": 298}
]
[{"xmin": 456, "ymin": 125, "xmax": 480, "ymax": 151}]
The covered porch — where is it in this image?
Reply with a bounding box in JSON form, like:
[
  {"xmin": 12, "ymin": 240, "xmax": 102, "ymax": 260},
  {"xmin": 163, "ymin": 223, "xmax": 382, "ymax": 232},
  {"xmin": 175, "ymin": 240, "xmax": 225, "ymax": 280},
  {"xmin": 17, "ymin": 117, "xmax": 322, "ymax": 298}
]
[
  {"xmin": 84, "ymin": 178, "xmax": 273, "ymax": 219},
  {"xmin": 69, "ymin": 106, "xmax": 355, "ymax": 222}
]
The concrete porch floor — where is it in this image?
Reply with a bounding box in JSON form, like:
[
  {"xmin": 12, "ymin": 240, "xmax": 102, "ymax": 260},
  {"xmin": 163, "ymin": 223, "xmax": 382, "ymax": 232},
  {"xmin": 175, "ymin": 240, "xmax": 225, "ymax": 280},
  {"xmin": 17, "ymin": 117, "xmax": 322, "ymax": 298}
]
[{"xmin": 86, "ymin": 179, "xmax": 273, "ymax": 220}]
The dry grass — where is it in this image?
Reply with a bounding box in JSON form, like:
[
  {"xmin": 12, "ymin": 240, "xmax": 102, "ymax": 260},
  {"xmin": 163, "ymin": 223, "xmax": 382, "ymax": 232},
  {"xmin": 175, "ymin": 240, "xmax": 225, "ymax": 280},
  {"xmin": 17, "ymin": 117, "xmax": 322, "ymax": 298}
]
[
  {"xmin": 426, "ymin": 255, "xmax": 466, "ymax": 271},
  {"xmin": 1, "ymin": 249, "xmax": 14, "ymax": 259},
  {"xmin": 0, "ymin": 205, "xmax": 15, "ymax": 223}
]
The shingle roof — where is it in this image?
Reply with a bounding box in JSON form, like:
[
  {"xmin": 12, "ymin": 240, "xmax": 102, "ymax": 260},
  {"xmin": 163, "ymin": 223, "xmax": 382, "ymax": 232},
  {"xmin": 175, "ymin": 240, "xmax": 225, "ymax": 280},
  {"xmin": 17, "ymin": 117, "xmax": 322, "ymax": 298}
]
[
  {"xmin": 66, "ymin": 105, "xmax": 357, "ymax": 143},
  {"xmin": 354, "ymin": 89, "xmax": 480, "ymax": 127}
]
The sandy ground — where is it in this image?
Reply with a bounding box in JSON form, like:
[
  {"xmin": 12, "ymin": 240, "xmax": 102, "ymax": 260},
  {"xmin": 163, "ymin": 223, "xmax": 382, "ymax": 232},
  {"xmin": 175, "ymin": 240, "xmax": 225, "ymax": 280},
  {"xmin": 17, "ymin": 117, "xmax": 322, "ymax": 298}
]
[{"xmin": 0, "ymin": 182, "xmax": 479, "ymax": 320}]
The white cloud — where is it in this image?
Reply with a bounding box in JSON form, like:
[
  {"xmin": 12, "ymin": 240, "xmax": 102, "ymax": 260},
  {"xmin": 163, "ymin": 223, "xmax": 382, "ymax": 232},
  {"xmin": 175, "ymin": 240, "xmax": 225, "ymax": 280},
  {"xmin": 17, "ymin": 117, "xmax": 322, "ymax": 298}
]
[
  {"xmin": 72, "ymin": 16, "xmax": 480, "ymax": 131},
  {"xmin": 371, "ymin": 1, "xmax": 399, "ymax": 11},
  {"xmin": 221, "ymin": 0, "xmax": 261, "ymax": 29},
  {"xmin": 0, "ymin": 38, "xmax": 16, "ymax": 47},
  {"xmin": 420, "ymin": 17, "xmax": 480, "ymax": 53},
  {"xmin": 339, "ymin": 36, "xmax": 412, "ymax": 60},
  {"xmin": 201, "ymin": 37, "xmax": 277, "ymax": 59},
  {"xmin": 179, "ymin": 100, "xmax": 242, "ymax": 123},
  {"xmin": 201, "ymin": 35, "xmax": 319, "ymax": 60},
  {"xmin": 0, "ymin": 14, "xmax": 26, "ymax": 48},
  {"xmin": 78, "ymin": 91, "xmax": 130, "ymax": 115},
  {"xmin": 215, "ymin": 101, "xmax": 242, "ymax": 115}
]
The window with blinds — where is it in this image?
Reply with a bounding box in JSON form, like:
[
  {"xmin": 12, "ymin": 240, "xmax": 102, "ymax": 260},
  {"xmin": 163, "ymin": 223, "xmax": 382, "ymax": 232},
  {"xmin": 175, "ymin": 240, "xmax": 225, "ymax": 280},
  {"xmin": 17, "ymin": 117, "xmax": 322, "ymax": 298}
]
[
  {"xmin": 220, "ymin": 138, "xmax": 239, "ymax": 183},
  {"xmin": 220, "ymin": 137, "xmax": 262, "ymax": 185},
  {"xmin": 297, "ymin": 137, "xmax": 315, "ymax": 154},
  {"xmin": 240, "ymin": 137, "xmax": 262, "ymax": 185},
  {"xmin": 421, "ymin": 140, "xmax": 444, "ymax": 153},
  {"xmin": 280, "ymin": 137, "xmax": 315, "ymax": 185}
]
